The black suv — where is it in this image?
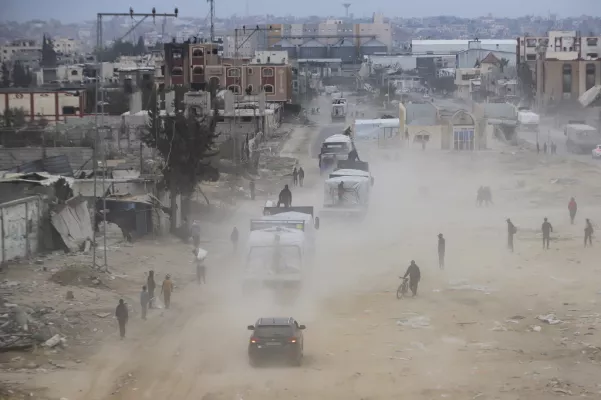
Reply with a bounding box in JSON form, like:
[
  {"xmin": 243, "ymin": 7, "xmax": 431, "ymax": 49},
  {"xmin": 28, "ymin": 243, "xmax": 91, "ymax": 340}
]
[{"xmin": 247, "ymin": 317, "xmax": 306, "ymax": 366}]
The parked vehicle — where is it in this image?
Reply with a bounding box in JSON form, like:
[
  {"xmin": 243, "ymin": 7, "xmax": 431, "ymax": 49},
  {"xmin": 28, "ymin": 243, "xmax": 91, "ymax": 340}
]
[
  {"xmin": 565, "ymin": 123, "xmax": 601, "ymax": 154},
  {"xmin": 592, "ymin": 144, "xmax": 601, "ymax": 159}
]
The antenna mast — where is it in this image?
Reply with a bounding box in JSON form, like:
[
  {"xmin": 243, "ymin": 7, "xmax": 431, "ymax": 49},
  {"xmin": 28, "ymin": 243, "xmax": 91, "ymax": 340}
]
[{"xmin": 208, "ymin": 0, "xmax": 215, "ymax": 42}]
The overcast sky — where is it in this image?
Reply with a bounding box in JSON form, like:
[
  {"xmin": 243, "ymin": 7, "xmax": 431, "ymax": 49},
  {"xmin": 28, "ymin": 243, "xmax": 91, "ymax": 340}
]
[{"xmin": 2, "ymin": 0, "xmax": 600, "ymax": 22}]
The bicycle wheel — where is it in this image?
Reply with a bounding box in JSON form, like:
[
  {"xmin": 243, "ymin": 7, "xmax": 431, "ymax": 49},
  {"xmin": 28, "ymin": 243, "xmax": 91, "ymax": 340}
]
[{"xmin": 396, "ymin": 284, "xmax": 404, "ymax": 299}]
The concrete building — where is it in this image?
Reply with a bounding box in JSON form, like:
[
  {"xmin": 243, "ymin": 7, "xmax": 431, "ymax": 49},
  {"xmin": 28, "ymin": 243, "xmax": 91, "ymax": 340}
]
[
  {"xmin": 518, "ymin": 31, "xmax": 601, "ymax": 66},
  {"xmin": 454, "ymin": 67, "xmax": 481, "ymax": 101},
  {"xmin": 456, "ymin": 40, "xmax": 516, "ymax": 68},
  {"xmin": 223, "ymin": 31, "xmax": 264, "ymax": 58},
  {"xmin": 535, "ymin": 59, "xmax": 601, "ymax": 106},
  {"xmin": 0, "ymin": 88, "xmax": 86, "ymax": 121},
  {"xmin": 53, "ymin": 38, "xmax": 81, "ymax": 55},
  {"xmin": 251, "ymin": 51, "xmax": 289, "ymax": 65},
  {"xmin": 12, "ymin": 48, "xmax": 42, "ymax": 70},
  {"xmin": 163, "ymin": 42, "xmax": 293, "ymax": 103},
  {"xmin": 0, "ymin": 40, "xmax": 41, "ymax": 63},
  {"xmin": 411, "ymin": 39, "xmax": 516, "ymax": 55}
]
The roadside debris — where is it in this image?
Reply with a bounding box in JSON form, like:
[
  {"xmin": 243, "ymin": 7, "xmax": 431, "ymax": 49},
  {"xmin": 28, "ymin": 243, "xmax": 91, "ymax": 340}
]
[
  {"xmin": 397, "ymin": 315, "xmax": 430, "ymax": 329},
  {"xmin": 537, "ymin": 313, "xmax": 562, "ymax": 325}
]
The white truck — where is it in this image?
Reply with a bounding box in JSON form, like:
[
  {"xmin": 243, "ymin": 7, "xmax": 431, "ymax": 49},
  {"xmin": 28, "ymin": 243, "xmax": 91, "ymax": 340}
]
[
  {"xmin": 565, "ymin": 122, "xmax": 601, "ymax": 154},
  {"xmin": 244, "ymin": 226, "xmax": 305, "ymax": 290},
  {"xmin": 331, "ymin": 98, "xmax": 348, "ymax": 122},
  {"xmin": 258, "ymin": 206, "xmax": 320, "ymax": 258},
  {"xmin": 517, "ymin": 110, "xmax": 540, "ymax": 131},
  {"xmin": 320, "ymin": 175, "xmax": 371, "ymax": 220},
  {"xmin": 329, "ymin": 160, "xmax": 374, "ymax": 187},
  {"xmin": 319, "ymin": 134, "xmax": 353, "ymax": 174}
]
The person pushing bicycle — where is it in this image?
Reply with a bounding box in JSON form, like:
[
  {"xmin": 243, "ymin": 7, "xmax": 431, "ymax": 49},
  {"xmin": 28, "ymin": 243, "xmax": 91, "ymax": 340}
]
[{"xmin": 403, "ymin": 260, "xmax": 421, "ymax": 297}]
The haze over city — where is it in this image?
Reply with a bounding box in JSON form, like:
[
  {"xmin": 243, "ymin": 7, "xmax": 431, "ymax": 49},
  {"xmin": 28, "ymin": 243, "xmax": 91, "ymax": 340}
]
[{"xmin": 3, "ymin": 0, "xmax": 599, "ymax": 21}]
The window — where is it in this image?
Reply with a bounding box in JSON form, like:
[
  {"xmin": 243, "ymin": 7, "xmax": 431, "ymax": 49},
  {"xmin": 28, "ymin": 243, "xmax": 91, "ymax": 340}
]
[
  {"xmin": 192, "ymin": 66, "xmax": 204, "ymax": 75},
  {"xmin": 587, "ymin": 53, "xmax": 599, "ymax": 59},
  {"xmin": 586, "ymin": 63, "xmax": 596, "ymax": 91},
  {"xmin": 263, "ymin": 84, "xmax": 274, "ymax": 94},
  {"xmin": 247, "ymin": 67, "xmax": 254, "ymax": 75},
  {"xmin": 262, "ymin": 67, "xmax": 274, "ymax": 77},
  {"xmin": 562, "ymin": 64, "xmax": 572, "ymax": 94},
  {"xmin": 172, "ymin": 51, "xmax": 182, "ymax": 59},
  {"xmin": 62, "ymin": 106, "xmax": 77, "ymax": 115},
  {"xmin": 209, "ymin": 76, "xmax": 220, "ymax": 88},
  {"xmin": 526, "ymin": 54, "xmax": 536, "ymax": 61},
  {"xmin": 526, "ymin": 39, "xmax": 537, "ymax": 48},
  {"xmin": 71, "ymin": 70, "xmax": 78, "ymax": 76},
  {"xmin": 587, "ymin": 38, "xmax": 599, "ymax": 47},
  {"xmin": 192, "ymin": 48, "xmax": 204, "ymax": 57},
  {"xmin": 245, "ymin": 84, "xmax": 254, "ymax": 94},
  {"xmin": 171, "ymin": 67, "xmax": 183, "ymax": 76},
  {"xmin": 227, "ymin": 68, "xmax": 240, "ymax": 77},
  {"xmin": 228, "ymin": 85, "xmax": 241, "ymax": 94}
]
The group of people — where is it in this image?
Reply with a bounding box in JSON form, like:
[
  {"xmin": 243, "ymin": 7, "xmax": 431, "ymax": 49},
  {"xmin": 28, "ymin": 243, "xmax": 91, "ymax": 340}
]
[
  {"xmin": 476, "ymin": 186, "xmax": 493, "ymax": 207},
  {"xmin": 506, "ymin": 197, "xmax": 595, "ymax": 252},
  {"xmin": 292, "ymin": 167, "xmax": 305, "ymax": 187},
  {"xmin": 537, "ymin": 141, "xmax": 557, "ymax": 155},
  {"xmin": 114, "ymin": 271, "xmax": 175, "ymax": 339}
]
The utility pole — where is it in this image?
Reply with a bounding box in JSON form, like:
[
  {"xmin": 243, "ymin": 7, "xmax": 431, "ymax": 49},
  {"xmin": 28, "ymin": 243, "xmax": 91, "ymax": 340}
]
[
  {"xmin": 93, "ymin": 7, "xmax": 178, "ymax": 270},
  {"xmin": 208, "ymin": 0, "xmax": 215, "ymax": 43}
]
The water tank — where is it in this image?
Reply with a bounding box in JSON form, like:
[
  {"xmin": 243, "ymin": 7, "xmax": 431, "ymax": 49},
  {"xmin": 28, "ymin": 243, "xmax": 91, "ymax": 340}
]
[
  {"xmin": 273, "ymin": 39, "xmax": 297, "ymax": 59},
  {"xmin": 329, "ymin": 39, "xmax": 356, "ymax": 63},
  {"xmin": 299, "ymin": 39, "xmax": 327, "ymax": 59},
  {"xmin": 360, "ymin": 39, "xmax": 387, "ymax": 56}
]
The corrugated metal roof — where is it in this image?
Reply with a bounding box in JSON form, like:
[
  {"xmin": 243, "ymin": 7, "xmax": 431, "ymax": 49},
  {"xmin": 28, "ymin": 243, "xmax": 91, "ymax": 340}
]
[
  {"xmin": 361, "ymin": 39, "xmax": 386, "ymax": 47},
  {"xmin": 301, "ymin": 39, "xmax": 326, "ymax": 47},
  {"xmin": 273, "ymin": 39, "xmax": 295, "ymax": 47},
  {"xmin": 9, "ymin": 155, "xmax": 74, "ymax": 177}
]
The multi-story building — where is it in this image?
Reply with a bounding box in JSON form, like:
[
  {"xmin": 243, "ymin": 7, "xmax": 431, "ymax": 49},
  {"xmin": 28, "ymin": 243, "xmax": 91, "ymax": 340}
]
[
  {"xmin": 163, "ymin": 42, "xmax": 293, "ymax": 103},
  {"xmin": 517, "ymin": 31, "xmax": 601, "ymax": 66},
  {"xmin": 0, "ymin": 40, "xmax": 41, "ymax": 63},
  {"xmin": 53, "ymin": 38, "xmax": 82, "ymax": 55},
  {"xmin": 0, "ymin": 88, "xmax": 86, "ymax": 121}
]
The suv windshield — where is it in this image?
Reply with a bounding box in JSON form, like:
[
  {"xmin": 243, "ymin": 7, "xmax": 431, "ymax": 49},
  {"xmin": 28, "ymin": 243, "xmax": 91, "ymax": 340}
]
[{"xmin": 254, "ymin": 325, "xmax": 293, "ymax": 338}]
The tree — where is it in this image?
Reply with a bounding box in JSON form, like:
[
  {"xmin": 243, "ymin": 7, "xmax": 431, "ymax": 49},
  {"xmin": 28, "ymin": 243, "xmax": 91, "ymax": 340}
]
[
  {"xmin": 517, "ymin": 63, "xmax": 535, "ymax": 104},
  {"xmin": 1, "ymin": 62, "xmax": 10, "ymax": 88},
  {"xmin": 134, "ymin": 36, "xmax": 146, "ymax": 56},
  {"xmin": 141, "ymin": 90, "xmax": 220, "ymax": 232},
  {"xmin": 1, "ymin": 107, "xmax": 27, "ymax": 128},
  {"xmin": 11, "ymin": 62, "xmax": 32, "ymax": 87},
  {"xmin": 41, "ymin": 34, "xmax": 57, "ymax": 68},
  {"xmin": 499, "ymin": 58, "xmax": 509, "ymax": 73}
]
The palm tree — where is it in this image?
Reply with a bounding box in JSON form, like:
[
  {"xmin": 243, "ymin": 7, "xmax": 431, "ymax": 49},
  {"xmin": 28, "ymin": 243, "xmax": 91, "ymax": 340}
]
[{"xmin": 499, "ymin": 58, "xmax": 509, "ymax": 73}]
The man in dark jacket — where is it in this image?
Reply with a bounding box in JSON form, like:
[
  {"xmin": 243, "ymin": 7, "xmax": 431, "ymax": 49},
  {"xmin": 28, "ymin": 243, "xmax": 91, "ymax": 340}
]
[
  {"xmin": 584, "ymin": 218, "xmax": 594, "ymax": 247},
  {"xmin": 338, "ymin": 181, "xmax": 345, "ymax": 204},
  {"xmin": 348, "ymin": 147, "xmax": 360, "ymax": 162},
  {"xmin": 292, "ymin": 167, "xmax": 298, "ymax": 187},
  {"xmin": 278, "ymin": 185, "xmax": 292, "ymax": 208},
  {"xmin": 437, "ymin": 233, "xmax": 446, "ymax": 269},
  {"xmin": 298, "ymin": 167, "xmax": 305, "ymax": 187},
  {"xmin": 403, "ymin": 260, "xmax": 421, "ymax": 297},
  {"xmin": 542, "ymin": 217, "xmax": 553, "ymax": 249},
  {"xmin": 115, "ymin": 299, "xmax": 128, "ymax": 339},
  {"xmin": 230, "ymin": 227, "xmax": 239, "ymax": 253},
  {"xmin": 507, "ymin": 218, "xmax": 516, "ymax": 252}
]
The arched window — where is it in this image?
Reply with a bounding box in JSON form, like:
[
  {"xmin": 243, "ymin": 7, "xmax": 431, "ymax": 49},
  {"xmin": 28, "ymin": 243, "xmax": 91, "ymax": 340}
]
[
  {"xmin": 71, "ymin": 70, "xmax": 78, "ymax": 76},
  {"xmin": 209, "ymin": 76, "xmax": 220, "ymax": 88},
  {"xmin": 227, "ymin": 68, "xmax": 241, "ymax": 77},
  {"xmin": 228, "ymin": 85, "xmax": 241, "ymax": 94},
  {"xmin": 263, "ymin": 84, "xmax": 274, "ymax": 94},
  {"xmin": 245, "ymin": 85, "xmax": 254, "ymax": 95},
  {"xmin": 586, "ymin": 63, "xmax": 596, "ymax": 91},
  {"xmin": 262, "ymin": 67, "xmax": 274, "ymax": 77},
  {"xmin": 171, "ymin": 67, "xmax": 183, "ymax": 76},
  {"xmin": 192, "ymin": 66, "xmax": 204, "ymax": 75},
  {"xmin": 562, "ymin": 64, "xmax": 572, "ymax": 94},
  {"xmin": 192, "ymin": 48, "xmax": 204, "ymax": 57}
]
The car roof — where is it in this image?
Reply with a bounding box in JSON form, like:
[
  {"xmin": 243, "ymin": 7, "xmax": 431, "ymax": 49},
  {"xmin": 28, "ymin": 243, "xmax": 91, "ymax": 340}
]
[{"xmin": 255, "ymin": 317, "xmax": 295, "ymax": 326}]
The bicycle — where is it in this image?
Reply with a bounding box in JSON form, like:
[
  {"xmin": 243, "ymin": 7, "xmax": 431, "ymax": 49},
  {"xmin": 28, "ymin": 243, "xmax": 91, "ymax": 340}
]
[{"xmin": 396, "ymin": 277, "xmax": 409, "ymax": 299}]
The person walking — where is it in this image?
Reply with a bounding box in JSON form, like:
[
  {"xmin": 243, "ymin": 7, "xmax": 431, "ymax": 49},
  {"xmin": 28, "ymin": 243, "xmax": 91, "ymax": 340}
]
[
  {"xmin": 249, "ymin": 180, "xmax": 256, "ymax": 200},
  {"xmin": 230, "ymin": 227, "xmax": 239, "ymax": 253},
  {"xmin": 298, "ymin": 167, "xmax": 305, "ymax": 187},
  {"xmin": 402, "ymin": 260, "xmax": 421, "ymax": 297},
  {"xmin": 437, "ymin": 233, "xmax": 445, "ymax": 269},
  {"xmin": 292, "ymin": 167, "xmax": 298, "ymax": 187},
  {"xmin": 507, "ymin": 218, "xmax": 516, "ymax": 252},
  {"xmin": 536, "ymin": 142, "xmax": 540, "ymax": 154},
  {"xmin": 568, "ymin": 197, "xmax": 577, "ymax": 224},
  {"xmin": 161, "ymin": 274, "xmax": 174, "ymax": 309},
  {"xmin": 543, "ymin": 142, "xmax": 548, "ymax": 154},
  {"xmin": 584, "ymin": 218, "xmax": 594, "ymax": 247},
  {"xmin": 140, "ymin": 286, "xmax": 149, "ymax": 320},
  {"xmin": 147, "ymin": 271, "xmax": 156, "ymax": 309},
  {"xmin": 542, "ymin": 217, "xmax": 553, "ymax": 250},
  {"xmin": 190, "ymin": 220, "xmax": 201, "ymax": 248},
  {"xmin": 115, "ymin": 299, "xmax": 128, "ymax": 339},
  {"xmin": 338, "ymin": 181, "xmax": 345, "ymax": 204}
]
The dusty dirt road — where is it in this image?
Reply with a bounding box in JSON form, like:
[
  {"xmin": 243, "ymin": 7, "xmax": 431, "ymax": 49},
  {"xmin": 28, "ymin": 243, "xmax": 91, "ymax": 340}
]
[{"xmin": 28, "ymin": 124, "xmax": 601, "ymax": 399}]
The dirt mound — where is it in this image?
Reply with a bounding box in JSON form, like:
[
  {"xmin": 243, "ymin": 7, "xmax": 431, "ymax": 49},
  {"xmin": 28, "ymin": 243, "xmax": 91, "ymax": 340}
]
[{"xmin": 49, "ymin": 267, "xmax": 110, "ymax": 289}]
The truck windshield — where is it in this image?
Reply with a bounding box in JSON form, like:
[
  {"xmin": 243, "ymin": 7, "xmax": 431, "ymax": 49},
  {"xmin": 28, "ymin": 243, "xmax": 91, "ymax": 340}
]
[{"xmin": 322, "ymin": 143, "xmax": 350, "ymax": 154}]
